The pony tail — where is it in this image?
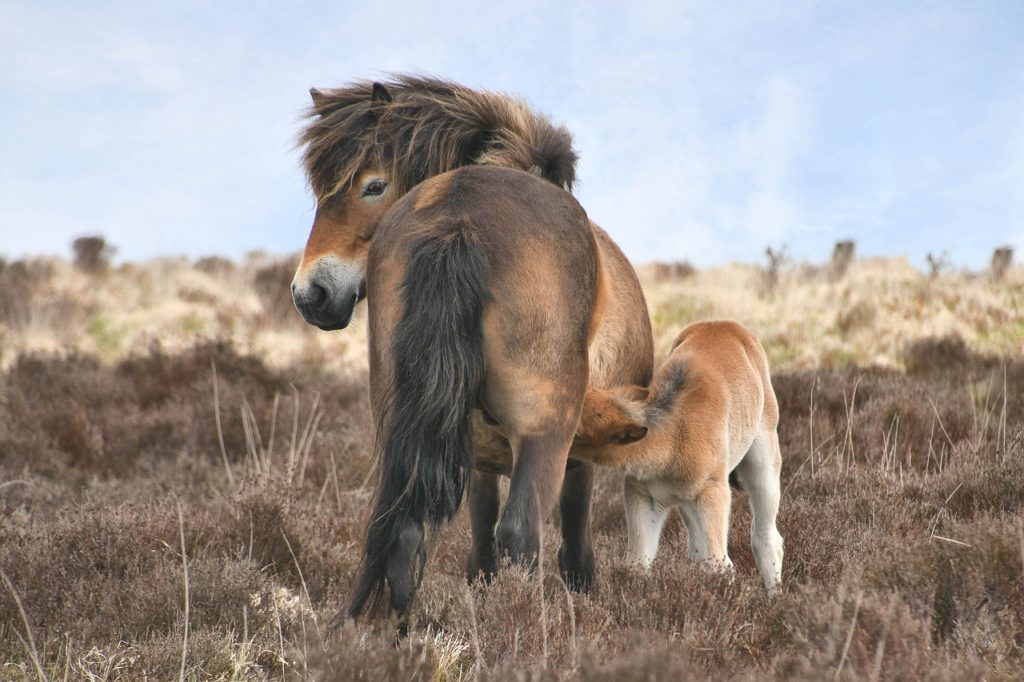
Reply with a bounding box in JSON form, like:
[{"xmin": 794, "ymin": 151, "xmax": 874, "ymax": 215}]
[{"xmin": 348, "ymin": 222, "xmax": 490, "ymax": 618}]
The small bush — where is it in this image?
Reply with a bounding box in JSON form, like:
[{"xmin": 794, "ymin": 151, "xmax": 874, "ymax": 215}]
[
  {"xmin": 835, "ymin": 300, "xmax": 876, "ymax": 337},
  {"xmin": 72, "ymin": 236, "xmax": 116, "ymax": 274},
  {"xmin": 763, "ymin": 245, "xmax": 788, "ymax": 295},
  {"xmin": 830, "ymin": 240, "xmax": 856, "ymax": 282},
  {"xmin": 253, "ymin": 257, "xmax": 300, "ymax": 325},
  {"xmin": 194, "ymin": 255, "xmax": 235, "ymax": 276},
  {"xmin": 991, "ymin": 246, "xmax": 1013, "ymax": 282},
  {"xmin": 651, "ymin": 261, "xmax": 696, "ymax": 282},
  {"xmin": 903, "ymin": 335, "xmax": 972, "ymax": 375},
  {"xmin": 925, "ymin": 251, "xmax": 950, "ymax": 280}
]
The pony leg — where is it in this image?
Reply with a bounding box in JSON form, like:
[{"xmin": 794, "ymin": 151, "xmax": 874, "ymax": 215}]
[
  {"xmin": 466, "ymin": 470, "xmax": 500, "ymax": 583},
  {"xmin": 735, "ymin": 429, "xmax": 784, "ymax": 592},
  {"xmin": 623, "ymin": 476, "xmax": 671, "ymax": 568},
  {"xmin": 558, "ymin": 461, "xmax": 596, "ymax": 591},
  {"xmin": 495, "ymin": 430, "xmax": 574, "ymax": 571},
  {"xmin": 384, "ymin": 520, "xmax": 425, "ymax": 636},
  {"xmin": 677, "ymin": 478, "xmax": 733, "ymax": 573}
]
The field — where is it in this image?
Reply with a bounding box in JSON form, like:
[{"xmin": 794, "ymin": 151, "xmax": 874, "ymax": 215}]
[{"xmin": 2, "ymin": 252, "xmax": 1023, "ymax": 680}]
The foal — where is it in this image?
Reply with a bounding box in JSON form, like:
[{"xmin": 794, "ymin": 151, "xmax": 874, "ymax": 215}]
[{"xmin": 575, "ymin": 320, "xmax": 785, "ymax": 591}]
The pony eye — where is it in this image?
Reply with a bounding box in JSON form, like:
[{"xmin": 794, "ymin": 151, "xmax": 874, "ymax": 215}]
[{"xmin": 362, "ymin": 179, "xmax": 387, "ymax": 197}]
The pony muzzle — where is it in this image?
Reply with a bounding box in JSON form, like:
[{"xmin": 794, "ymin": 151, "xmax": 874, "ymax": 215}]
[{"xmin": 291, "ymin": 258, "xmax": 365, "ymax": 330}]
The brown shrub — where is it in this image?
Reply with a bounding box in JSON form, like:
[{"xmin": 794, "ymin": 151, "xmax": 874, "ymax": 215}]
[
  {"xmin": 252, "ymin": 256, "xmax": 300, "ymax": 325},
  {"xmin": 0, "ymin": 258, "xmax": 57, "ymax": 325},
  {"xmin": 991, "ymin": 246, "xmax": 1013, "ymax": 282},
  {"xmin": 926, "ymin": 251, "xmax": 950, "ymax": 280},
  {"xmin": 72, "ymin": 235, "xmax": 116, "ymax": 274},
  {"xmin": 763, "ymin": 245, "xmax": 788, "ymax": 295},
  {"xmin": 835, "ymin": 300, "xmax": 876, "ymax": 337},
  {"xmin": 651, "ymin": 261, "xmax": 697, "ymax": 282},
  {"xmin": 830, "ymin": 239, "xmax": 856, "ymax": 282},
  {"xmin": 193, "ymin": 255, "xmax": 235, "ymax": 276},
  {"xmin": 0, "ymin": 341, "xmax": 368, "ymax": 483},
  {"xmin": 903, "ymin": 335, "xmax": 973, "ymax": 375}
]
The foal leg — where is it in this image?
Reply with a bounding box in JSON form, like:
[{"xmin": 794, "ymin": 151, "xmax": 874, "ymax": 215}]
[
  {"xmin": 623, "ymin": 476, "xmax": 671, "ymax": 568},
  {"xmin": 735, "ymin": 429, "xmax": 784, "ymax": 592},
  {"xmin": 558, "ymin": 461, "xmax": 596, "ymax": 591},
  {"xmin": 466, "ymin": 470, "xmax": 501, "ymax": 583},
  {"xmin": 677, "ymin": 478, "xmax": 733, "ymax": 573}
]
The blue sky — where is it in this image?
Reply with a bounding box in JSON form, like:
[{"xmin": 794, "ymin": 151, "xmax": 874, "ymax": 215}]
[{"xmin": 1, "ymin": 1, "xmax": 1022, "ymax": 267}]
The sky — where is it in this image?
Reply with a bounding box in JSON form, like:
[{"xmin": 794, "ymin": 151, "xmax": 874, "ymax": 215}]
[{"xmin": 1, "ymin": 1, "xmax": 1022, "ymax": 268}]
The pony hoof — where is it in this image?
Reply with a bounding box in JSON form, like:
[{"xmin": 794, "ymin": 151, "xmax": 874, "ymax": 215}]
[
  {"xmin": 328, "ymin": 609, "xmax": 352, "ymax": 631},
  {"xmin": 558, "ymin": 545, "xmax": 595, "ymax": 592},
  {"xmin": 465, "ymin": 554, "xmax": 497, "ymax": 586}
]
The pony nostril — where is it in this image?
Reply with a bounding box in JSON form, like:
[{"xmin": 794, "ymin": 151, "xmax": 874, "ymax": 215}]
[{"xmin": 309, "ymin": 283, "xmax": 328, "ymax": 306}]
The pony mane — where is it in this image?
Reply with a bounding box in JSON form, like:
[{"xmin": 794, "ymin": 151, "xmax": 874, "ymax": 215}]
[{"xmin": 299, "ymin": 75, "xmax": 578, "ymax": 199}]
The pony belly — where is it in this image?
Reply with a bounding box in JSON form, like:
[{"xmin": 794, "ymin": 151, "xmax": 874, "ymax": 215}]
[{"xmin": 470, "ymin": 410, "xmax": 514, "ymax": 476}]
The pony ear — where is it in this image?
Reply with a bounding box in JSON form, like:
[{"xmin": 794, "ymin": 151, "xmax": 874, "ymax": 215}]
[
  {"xmin": 309, "ymin": 87, "xmax": 329, "ymax": 113},
  {"xmin": 371, "ymin": 82, "xmax": 393, "ymax": 103}
]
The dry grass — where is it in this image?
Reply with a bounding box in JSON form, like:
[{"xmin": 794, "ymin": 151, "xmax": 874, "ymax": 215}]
[
  {"xmin": 1, "ymin": 342, "xmax": 1023, "ymax": 678},
  {"xmin": 2, "ymin": 253, "xmax": 1022, "ymax": 378},
  {"xmin": 0, "ymin": 253, "xmax": 369, "ymax": 375},
  {"xmin": 639, "ymin": 257, "xmax": 1024, "ymax": 369},
  {"xmin": 1, "ymin": 253, "xmax": 1023, "ymax": 679}
]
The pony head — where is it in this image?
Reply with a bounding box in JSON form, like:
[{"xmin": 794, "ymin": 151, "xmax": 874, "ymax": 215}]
[{"xmin": 291, "ymin": 75, "xmax": 577, "ymax": 330}]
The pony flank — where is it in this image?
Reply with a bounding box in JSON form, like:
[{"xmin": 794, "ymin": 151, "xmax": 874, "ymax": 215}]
[
  {"xmin": 348, "ymin": 165, "xmax": 598, "ymax": 621},
  {"xmin": 575, "ymin": 320, "xmax": 786, "ymax": 591}
]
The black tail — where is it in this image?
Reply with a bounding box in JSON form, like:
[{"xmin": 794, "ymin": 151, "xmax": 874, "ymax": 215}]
[{"xmin": 348, "ymin": 222, "xmax": 490, "ymax": 618}]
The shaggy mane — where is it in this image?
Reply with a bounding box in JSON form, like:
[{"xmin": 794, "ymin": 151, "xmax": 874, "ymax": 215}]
[{"xmin": 299, "ymin": 75, "xmax": 578, "ymax": 199}]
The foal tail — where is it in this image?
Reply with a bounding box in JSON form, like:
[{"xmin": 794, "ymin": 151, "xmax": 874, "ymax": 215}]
[{"xmin": 348, "ymin": 222, "xmax": 490, "ymax": 618}]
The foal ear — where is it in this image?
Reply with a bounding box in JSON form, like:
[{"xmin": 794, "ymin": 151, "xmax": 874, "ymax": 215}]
[{"xmin": 371, "ymin": 82, "xmax": 393, "ymax": 103}]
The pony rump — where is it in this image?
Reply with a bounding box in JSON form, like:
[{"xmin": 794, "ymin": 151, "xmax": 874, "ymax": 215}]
[
  {"xmin": 300, "ymin": 74, "xmax": 578, "ymax": 200},
  {"xmin": 348, "ymin": 219, "xmax": 491, "ymax": 618}
]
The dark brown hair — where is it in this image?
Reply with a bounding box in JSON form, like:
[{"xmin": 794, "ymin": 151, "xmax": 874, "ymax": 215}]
[{"xmin": 299, "ymin": 74, "xmax": 578, "ymax": 199}]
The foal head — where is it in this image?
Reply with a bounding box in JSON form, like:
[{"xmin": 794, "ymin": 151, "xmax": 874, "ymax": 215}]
[
  {"xmin": 576, "ymin": 386, "xmax": 650, "ymax": 447},
  {"xmin": 291, "ymin": 75, "xmax": 578, "ymax": 330}
]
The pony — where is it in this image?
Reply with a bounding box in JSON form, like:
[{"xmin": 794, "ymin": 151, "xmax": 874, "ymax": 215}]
[
  {"xmin": 574, "ymin": 320, "xmax": 785, "ymax": 591},
  {"xmin": 289, "ymin": 76, "xmax": 653, "ymax": 623}
]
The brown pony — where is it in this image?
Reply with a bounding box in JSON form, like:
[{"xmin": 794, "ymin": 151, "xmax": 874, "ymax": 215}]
[{"xmin": 290, "ymin": 76, "xmax": 653, "ymax": 624}]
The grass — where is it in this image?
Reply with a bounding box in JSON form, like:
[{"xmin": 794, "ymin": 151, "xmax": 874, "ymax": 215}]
[
  {"xmin": 1, "ymin": 253, "xmax": 1023, "ymax": 679},
  {"xmin": 1, "ymin": 340, "xmax": 1023, "ymax": 679},
  {"xmin": 2, "ymin": 253, "xmax": 1023, "ymax": 375}
]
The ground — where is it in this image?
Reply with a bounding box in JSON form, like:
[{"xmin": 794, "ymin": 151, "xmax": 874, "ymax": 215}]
[{"xmin": 1, "ymin": 253, "xmax": 1022, "ymax": 679}]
